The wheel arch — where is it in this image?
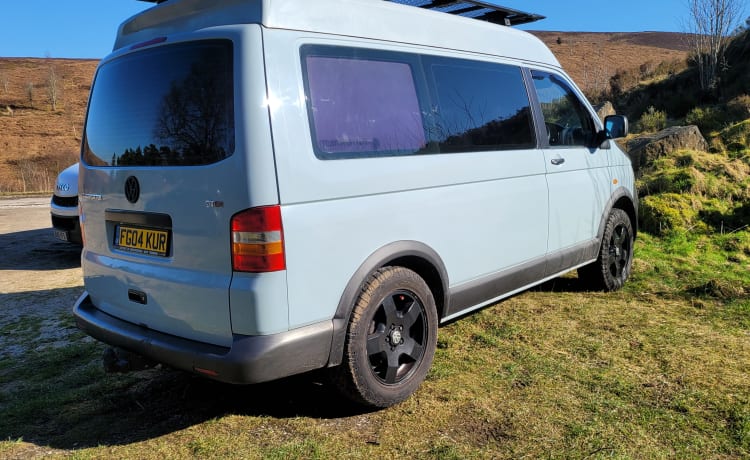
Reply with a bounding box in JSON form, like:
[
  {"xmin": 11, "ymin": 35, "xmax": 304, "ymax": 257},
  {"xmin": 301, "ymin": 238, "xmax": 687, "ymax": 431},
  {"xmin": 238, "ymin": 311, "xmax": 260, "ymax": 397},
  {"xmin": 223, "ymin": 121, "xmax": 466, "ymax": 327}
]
[
  {"xmin": 597, "ymin": 186, "xmax": 638, "ymax": 241},
  {"xmin": 327, "ymin": 240, "xmax": 449, "ymax": 367}
]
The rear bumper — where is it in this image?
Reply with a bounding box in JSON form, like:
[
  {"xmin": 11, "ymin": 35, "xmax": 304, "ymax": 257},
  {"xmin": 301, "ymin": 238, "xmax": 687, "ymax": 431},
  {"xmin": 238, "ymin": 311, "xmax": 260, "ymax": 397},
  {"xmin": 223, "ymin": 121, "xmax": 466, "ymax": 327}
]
[{"xmin": 73, "ymin": 292, "xmax": 333, "ymax": 384}]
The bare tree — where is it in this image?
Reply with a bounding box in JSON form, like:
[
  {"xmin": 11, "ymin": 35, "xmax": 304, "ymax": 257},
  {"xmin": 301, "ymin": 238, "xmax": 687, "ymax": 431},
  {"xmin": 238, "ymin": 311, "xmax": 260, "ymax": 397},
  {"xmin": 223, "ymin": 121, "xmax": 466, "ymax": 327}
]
[
  {"xmin": 686, "ymin": 0, "xmax": 744, "ymax": 92},
  {"xmin": 0, "ymin": 72, "xmax": 9, "ymax": 94},
  {"xmin": 26, "ymin": 82, "xmax": 35, "ymax": 108},
  {"xmin": 47, "ymin": 65, "xmax": 60, "ymax": 111}
]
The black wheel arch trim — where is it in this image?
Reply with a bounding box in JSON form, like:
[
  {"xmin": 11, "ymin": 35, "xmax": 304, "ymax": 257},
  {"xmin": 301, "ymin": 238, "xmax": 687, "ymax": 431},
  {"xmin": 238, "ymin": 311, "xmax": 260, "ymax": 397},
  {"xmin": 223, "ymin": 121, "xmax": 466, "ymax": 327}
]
[
  {"xmin": 327, "ymin": 240, "xmax": 449, "ymax": 367},
  {"xmin": 597, "ymin": 186, "xmax": 638, "ymax": 241}
]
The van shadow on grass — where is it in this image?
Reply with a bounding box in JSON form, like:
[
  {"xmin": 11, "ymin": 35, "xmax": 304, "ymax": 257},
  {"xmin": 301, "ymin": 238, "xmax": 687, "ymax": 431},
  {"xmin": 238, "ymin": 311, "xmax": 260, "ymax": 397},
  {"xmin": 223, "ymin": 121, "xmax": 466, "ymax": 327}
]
[
  {"xmin": 0, "ymin": 228, "xmax": 81, "ymax": 270},
  {"xmin": 0, "ymin": 330, "xmax": 371, "ymax": 450}
]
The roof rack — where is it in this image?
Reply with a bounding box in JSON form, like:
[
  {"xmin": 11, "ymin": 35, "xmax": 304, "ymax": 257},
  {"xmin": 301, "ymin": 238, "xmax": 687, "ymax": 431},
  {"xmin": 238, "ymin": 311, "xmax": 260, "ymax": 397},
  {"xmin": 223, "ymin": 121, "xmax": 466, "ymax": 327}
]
[
  {"xmin": 135, "ymin": 0, "xmax": 545, "ymax": 26},
  {"xmin": 386, "ymin": 0, "xmax": 545, "ymax": 26}
]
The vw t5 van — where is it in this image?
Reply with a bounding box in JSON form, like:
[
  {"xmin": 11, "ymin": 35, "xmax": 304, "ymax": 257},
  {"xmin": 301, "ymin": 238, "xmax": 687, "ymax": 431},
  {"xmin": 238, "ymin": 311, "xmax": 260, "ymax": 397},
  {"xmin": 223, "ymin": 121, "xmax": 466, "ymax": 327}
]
[{"xmin": 74, "ymin": 0, "xmax": 636, "ymax": 407}]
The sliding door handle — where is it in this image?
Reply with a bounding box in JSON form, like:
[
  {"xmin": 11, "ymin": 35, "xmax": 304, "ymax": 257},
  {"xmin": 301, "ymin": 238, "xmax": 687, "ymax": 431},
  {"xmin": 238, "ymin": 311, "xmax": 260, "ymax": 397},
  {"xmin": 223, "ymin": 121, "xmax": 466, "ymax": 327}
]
[{"xmin": 550, "ymin": 157, "xmax": 566, "ymax": 166}]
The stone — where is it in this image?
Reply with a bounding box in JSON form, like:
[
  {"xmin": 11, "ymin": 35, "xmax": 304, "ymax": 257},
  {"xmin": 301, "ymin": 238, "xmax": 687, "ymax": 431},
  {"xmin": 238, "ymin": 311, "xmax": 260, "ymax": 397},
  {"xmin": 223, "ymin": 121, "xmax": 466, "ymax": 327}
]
[
  {"xmin": 626, "ymin": 125, "xmax": 709, "ymax": 171},
  {"xmin": 594, "ymin": 101, "xmax": 616, "ymax": 122}
]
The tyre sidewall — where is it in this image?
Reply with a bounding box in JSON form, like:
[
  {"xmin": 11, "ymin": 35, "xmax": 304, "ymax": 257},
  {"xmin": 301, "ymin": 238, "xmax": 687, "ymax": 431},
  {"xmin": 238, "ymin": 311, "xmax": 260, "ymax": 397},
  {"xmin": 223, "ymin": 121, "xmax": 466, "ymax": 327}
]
[
  {"xmin": 345, "ymin": 267, "xmax": 438, "ymax": 407},
  {"xmin": 601, "ymin": 209, "xmax": 634, "ymax": 291}
]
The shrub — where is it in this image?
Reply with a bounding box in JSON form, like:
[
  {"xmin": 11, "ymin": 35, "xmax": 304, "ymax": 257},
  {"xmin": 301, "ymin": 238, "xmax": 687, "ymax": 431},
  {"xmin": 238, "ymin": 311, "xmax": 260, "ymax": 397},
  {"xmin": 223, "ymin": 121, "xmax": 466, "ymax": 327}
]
[
  {"xmin": 637, "ymin": 106, "xmax": 667, "ymax": 133},
  {"xmin": 720, "ymin": 120, "xmax": 750, "ymax": 152},
  {"xmin": 727, "ymin": 94, "xmax": 750, "ymax": 120},
  {"xmin": 686, "ymin": 106, "xmax": 726, "ymax": 132}
]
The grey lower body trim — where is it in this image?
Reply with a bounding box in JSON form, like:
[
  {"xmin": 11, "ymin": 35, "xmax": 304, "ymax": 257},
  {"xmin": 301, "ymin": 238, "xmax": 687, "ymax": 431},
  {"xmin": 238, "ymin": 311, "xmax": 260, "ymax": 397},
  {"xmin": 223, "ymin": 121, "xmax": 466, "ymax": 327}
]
[
  {"xmin": 445, "ymin": 239, "xmax": 600, "ymax": 319},
  {"xmin": 73, "ymin": 292, "xmax": 333, "ymax": 384}
]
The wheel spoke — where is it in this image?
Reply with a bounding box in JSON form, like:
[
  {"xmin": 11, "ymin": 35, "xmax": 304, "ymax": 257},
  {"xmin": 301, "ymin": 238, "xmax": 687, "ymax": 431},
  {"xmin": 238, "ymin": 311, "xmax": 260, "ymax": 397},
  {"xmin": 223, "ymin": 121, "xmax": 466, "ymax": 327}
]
[
  {"xmin": 384, "ymin": 354, "xmax": 400, "ymax": 384},
  {"xmin": 367, "ymin": 330, "xmax": 388, "ymax": 356},
  {"xmin": 612, "ymin": 226, "xmax": 626, "ymax": 247},
  {"xmin": 401, "ymin": 299, "xmax": 422, "ymax": 329},
  {"xmin": 401, "ymin": 337, "xmax": 424, "ymax": 361},
  {"xmin": 618, "ymin": 248, "xmax": 629, "ymax": 266},
  {"xmin": 610, "ymin": 260, "xmax": 623, "ymax": 278},
  {"xmin": 381, "ymin": 295, "xmax": 398, "ymax": 324}
]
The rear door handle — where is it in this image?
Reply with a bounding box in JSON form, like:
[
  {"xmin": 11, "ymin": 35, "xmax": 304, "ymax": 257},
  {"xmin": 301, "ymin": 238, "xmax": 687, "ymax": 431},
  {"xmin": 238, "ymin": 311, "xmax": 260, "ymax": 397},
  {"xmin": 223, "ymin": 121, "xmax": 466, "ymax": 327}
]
[{"xmin": 551, "ymin": 157, "xmax": 566, "ymax": 166}]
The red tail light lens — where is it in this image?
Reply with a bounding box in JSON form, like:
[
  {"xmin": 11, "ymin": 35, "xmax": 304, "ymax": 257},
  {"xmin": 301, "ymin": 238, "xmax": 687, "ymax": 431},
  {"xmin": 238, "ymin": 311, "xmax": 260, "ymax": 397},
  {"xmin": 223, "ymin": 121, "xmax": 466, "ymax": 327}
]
[{"xmin": 231, "ymin": 206, "xmax": 285, "ymax": 272}]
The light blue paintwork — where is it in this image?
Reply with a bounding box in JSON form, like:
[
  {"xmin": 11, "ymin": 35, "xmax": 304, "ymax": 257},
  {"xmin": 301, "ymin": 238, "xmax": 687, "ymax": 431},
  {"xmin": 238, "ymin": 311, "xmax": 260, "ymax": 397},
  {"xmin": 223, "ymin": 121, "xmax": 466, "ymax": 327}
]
[{"xmin": 79, "ymin": 0, "xmax": 635, "ymax": 350}]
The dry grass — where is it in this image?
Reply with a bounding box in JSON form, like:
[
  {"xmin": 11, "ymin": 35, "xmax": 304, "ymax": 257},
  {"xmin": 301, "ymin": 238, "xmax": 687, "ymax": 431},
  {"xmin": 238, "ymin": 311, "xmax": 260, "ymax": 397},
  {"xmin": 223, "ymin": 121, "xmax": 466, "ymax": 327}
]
[
  {"xmin": 0, "ymin": 58, "xmax": 95, "ymax": 192},
  {"xmin": 0, "ymin": 232, "xmax": 748, "ymax": 459},
  {"xmin": 532, "ymin": 32, "xmax": 690, "ymax": 97}
]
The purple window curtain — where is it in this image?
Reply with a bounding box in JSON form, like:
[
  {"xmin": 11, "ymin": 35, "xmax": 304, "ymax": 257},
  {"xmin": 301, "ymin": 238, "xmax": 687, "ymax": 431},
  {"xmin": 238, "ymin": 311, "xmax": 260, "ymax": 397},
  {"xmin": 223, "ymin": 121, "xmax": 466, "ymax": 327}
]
[{"xmin": 306, "ymin": 56, "xmax": 425, "ymax": 155}]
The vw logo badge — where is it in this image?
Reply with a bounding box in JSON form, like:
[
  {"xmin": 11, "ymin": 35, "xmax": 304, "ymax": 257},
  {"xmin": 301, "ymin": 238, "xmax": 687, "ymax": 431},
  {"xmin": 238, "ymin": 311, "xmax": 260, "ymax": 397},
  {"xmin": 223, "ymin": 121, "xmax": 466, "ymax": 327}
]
[{"xmin": 124, "ymin": 176, "xmax": 140, "ymax": 204}]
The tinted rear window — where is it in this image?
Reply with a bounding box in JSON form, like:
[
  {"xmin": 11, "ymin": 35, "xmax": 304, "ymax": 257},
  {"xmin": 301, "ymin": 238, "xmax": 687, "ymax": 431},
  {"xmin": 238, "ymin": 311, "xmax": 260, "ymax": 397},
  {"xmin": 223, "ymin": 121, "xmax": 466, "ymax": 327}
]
[{"xmin": 83, "ymin": 40, "xmax": 234, "ymax": 167}]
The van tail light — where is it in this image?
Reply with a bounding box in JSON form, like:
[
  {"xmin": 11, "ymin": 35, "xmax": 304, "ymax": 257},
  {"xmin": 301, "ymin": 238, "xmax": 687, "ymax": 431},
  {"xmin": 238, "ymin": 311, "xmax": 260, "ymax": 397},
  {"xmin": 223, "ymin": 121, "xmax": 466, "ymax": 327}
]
[{"xmin": 231, "ymin": 206, "xmax": 286, "ymax": 272}]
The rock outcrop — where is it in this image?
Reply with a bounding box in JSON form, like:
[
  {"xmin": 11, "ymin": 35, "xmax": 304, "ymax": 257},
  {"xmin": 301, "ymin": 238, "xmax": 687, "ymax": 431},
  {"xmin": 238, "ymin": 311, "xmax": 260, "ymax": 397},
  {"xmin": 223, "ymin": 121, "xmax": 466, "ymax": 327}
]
[
  {"xmin": 594, "ymin": 101, "xmax": 616, "ymax": 122},
  {"xmin": 626, "ymin": 125, "xmax": 709, "ymax": 171}
]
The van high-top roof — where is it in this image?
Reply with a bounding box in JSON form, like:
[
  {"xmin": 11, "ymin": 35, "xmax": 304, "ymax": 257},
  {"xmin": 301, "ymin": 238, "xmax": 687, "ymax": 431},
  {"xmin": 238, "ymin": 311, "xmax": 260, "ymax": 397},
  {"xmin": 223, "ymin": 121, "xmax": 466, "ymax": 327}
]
[{"xmin": 116, "ymin": 0, "xmax": 559, "ymax": 67}]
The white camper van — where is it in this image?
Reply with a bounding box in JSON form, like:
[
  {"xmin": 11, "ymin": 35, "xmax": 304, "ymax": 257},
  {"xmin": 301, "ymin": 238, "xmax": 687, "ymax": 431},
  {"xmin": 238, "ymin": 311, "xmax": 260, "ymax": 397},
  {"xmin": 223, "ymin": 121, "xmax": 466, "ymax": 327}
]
[
  {"xmin": 74, "ymin": 0, "xmax": 636, "ymax": 407},
  {"xmin": 51, "ymin": 163, "xmax": 82, "ymax": 244}
]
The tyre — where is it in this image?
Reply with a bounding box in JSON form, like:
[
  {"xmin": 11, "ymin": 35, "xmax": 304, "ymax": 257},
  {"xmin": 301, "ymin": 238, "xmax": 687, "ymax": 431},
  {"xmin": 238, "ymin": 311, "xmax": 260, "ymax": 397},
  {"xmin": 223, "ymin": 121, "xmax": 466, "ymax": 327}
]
[
  {"xmin": 332, "ymin": 266, "xmax": 438, "ymax": 408},
  {"xmin": 579, "ymin": 208, "xmax": 634, "ymax": 291}
]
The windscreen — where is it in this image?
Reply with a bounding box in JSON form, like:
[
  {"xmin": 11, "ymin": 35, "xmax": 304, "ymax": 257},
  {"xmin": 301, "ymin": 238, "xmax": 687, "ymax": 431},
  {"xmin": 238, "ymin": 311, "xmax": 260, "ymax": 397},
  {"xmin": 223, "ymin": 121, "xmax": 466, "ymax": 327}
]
[{"xmin": 83, "ymin": 40, "xmax": 234, "ymax": 167}]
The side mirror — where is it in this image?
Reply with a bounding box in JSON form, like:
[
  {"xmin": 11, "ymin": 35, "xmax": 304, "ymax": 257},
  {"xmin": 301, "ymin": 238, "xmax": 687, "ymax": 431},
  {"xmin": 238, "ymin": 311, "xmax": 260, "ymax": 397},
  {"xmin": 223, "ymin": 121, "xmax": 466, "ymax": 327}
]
[{"xmin": 604, "ymin": 115, "xmax": 629, "ymax": 139}]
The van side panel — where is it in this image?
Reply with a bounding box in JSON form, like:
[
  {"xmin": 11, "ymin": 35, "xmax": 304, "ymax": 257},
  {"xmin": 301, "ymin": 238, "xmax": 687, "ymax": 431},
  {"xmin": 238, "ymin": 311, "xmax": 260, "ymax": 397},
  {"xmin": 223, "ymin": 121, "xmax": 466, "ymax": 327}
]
[
  {"xmin": 265, "ymin": 30, "xmax": 550, "ymax": 328},
  {"xmin": 229, "ymin": 25, "xmax": 290, "ymax": 336}
]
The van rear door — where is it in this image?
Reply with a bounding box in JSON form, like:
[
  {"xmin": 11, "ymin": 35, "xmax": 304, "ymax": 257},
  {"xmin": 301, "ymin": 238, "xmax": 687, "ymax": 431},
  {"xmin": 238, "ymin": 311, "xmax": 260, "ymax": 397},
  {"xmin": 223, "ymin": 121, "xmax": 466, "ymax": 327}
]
[{"xmin": 80, "ymin": 39, "xmax": 241, "ymax": 347}]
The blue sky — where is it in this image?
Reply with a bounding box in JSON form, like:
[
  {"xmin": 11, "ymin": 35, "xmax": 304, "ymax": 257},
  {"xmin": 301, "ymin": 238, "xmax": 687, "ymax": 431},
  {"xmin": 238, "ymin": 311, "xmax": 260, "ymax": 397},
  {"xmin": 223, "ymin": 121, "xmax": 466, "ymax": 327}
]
[{"xmin": 0, "ymin": 0, "xmax": 726, "ymax": 59}]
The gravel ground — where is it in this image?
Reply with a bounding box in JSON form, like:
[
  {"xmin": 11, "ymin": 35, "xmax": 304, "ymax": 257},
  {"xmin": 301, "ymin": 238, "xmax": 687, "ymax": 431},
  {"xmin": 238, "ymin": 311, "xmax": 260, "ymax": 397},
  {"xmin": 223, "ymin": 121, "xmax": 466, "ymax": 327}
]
[{"xmin": 0, "ymin": 197, "xmax": 84, "ymax": 357}]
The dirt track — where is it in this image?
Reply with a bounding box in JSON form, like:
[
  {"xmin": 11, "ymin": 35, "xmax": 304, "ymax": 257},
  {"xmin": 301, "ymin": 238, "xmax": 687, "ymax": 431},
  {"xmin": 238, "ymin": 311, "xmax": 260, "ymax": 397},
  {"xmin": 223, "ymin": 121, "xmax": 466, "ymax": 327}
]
[{"xmin": 0, "ymin": 196, "xmax": 84, "ymax": 357}]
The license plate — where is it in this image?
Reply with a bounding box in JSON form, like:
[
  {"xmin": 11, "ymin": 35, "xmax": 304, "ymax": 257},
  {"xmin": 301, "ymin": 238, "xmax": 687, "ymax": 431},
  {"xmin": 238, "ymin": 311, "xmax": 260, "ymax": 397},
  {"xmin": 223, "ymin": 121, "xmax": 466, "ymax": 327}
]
[
  {"xmin": 53, "ymin": 229, "xmax": 69, "ymax": 242},
  {"xmin": 115, "ymin": 225, "xmax": 169, "ymax": 257}
]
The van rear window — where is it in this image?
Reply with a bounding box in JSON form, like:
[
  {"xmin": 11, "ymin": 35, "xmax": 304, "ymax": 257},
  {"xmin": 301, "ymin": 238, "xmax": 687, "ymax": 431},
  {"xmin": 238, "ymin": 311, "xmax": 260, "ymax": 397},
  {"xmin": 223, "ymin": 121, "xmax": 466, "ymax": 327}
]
[{"xmin": 83, "ymin": 40, "xmax": 234, "ymax": 167}]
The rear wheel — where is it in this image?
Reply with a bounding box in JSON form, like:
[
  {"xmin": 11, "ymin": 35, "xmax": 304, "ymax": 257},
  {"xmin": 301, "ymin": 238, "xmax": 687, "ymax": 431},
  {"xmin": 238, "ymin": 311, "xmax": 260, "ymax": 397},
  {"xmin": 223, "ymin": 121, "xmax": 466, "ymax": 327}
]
[
  {"xmin": 332, "ymin": 267, "xmax": 437, "ymax": 408},
  {"xmin": 579, "ymin": 208, "xmax": 634, "ymax": 291}
]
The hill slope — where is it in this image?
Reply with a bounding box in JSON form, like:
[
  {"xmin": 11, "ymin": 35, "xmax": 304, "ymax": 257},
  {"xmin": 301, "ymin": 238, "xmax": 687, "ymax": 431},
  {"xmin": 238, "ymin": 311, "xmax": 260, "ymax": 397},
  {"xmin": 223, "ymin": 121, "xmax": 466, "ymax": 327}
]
[
  {"xmin": 0, "ymin": 58, "xmax": 97, "ymax": 192},
  {"xmin": 0, "ymin": 32, "xmax": 691, "ymax": 193},
  {"xmin": 532, "ymin": 32, "xmax": 690, "ymax": 96}
]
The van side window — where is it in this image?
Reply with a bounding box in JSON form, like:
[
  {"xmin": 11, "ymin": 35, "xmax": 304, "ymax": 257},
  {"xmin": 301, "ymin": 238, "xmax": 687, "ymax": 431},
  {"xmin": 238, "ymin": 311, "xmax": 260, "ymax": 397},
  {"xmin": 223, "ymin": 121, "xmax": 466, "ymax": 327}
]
[
  {"xmin": 426, "ymin": 58, "xmax": 535, "ymax": 152},
  {"xmin": 531, "ymin": 70, "xmax": 596, "ymax": 148},
  {"xmin": 302, "ymin": 48, "xmax": 426, "ymax": 159},
  {"xmin": 301, "ymin": 46, "xmax": 536, "ymax": 159}
]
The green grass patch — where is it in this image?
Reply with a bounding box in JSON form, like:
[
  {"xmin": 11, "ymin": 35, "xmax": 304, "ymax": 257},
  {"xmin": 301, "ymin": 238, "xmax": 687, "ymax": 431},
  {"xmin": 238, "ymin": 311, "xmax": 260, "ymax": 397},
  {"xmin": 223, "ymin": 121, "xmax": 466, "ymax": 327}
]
[{"xmin": 1, "ymin": 231, "xmax": 749, "ymax": 458}]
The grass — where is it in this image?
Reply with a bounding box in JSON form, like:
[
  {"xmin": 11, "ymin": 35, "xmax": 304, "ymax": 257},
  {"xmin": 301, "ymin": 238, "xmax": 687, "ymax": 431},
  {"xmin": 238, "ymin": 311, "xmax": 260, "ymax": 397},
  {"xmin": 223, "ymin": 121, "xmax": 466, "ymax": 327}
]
[{"xmin": 0, "ymin": 231, "xmax": 748, "ymax": 459}]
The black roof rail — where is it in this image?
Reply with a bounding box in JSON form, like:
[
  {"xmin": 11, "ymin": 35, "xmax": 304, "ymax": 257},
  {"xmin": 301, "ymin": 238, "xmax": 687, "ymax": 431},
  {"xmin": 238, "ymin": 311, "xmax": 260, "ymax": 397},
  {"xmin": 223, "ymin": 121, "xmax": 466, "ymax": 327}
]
[{"xmin": 387, "ymin": 0, "xmax": 544, "ymax": 26}]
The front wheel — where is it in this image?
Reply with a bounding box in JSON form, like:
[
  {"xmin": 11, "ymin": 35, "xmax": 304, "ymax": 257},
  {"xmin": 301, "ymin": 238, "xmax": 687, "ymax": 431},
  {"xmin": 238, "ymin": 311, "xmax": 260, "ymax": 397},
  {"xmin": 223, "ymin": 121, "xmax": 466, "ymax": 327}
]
[
  {"xmin": 579, "ymin": 208, "xmax": 634, "ymax": 291},
  {"xmin": 332, "ymin": 266, "xmax": 438, "ymax": 408}
]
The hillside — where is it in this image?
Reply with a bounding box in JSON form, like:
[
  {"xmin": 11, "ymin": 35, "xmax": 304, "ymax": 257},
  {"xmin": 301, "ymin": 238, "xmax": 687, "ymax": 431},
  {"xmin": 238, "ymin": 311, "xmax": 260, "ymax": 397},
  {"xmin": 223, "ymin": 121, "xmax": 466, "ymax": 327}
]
[
  {"xmin": 0, "ymin": 58, "xmax": 97, "ymax": 192},
  {"xmin": 0, "ymin": 32, "xmax": 691, "ymax": 193},
  {"xmin": 531, "ymin": 32, "xmax": 690, "ymax": 97}
]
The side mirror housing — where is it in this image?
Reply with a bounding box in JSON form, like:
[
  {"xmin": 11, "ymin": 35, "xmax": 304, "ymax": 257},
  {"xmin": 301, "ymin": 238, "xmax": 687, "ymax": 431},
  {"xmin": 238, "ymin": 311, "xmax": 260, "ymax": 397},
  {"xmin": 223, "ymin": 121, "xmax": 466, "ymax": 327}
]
[{"xmin": 604, "ymin": 115, "xmax": 629, "ymax": 139}]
